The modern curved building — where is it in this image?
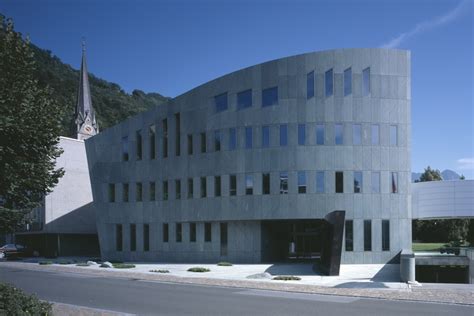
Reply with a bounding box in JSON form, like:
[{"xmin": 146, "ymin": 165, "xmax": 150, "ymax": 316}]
[{"xmin": 86, "ymin": 48, "xmax": 412, "ymax": 269}]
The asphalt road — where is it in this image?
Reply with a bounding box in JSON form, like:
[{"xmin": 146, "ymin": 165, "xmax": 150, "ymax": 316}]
[{"xmin": 1, "ymin": 266, "xmax": 472, "ymax": 316}]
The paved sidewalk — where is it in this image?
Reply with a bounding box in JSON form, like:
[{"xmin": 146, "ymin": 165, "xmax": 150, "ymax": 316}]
[{"xmin": 1, "ymin": 261, "xmax": 473, "ymax": 305}]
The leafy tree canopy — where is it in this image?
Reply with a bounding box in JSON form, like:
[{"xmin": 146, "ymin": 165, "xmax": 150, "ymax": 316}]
[{"xmin": 418, "ymin": 166, "xmax": 442, "ymax": 182}]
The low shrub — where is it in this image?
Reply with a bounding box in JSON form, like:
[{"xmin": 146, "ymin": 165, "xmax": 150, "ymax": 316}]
[
  {"xmin": 217, "ymin": 262, "xmax": 233, "ymax": 266},
  {"xmin": 38, "ymin": 261, "xmax": 53, "ymax": 265},
  {"xmin": 112, "ymin": 263, "xmax": 135, "ymax": 269},
  {"xmin": 0, "ymin": 283, "xmax": 52, "ymax": 315},
  {"xmin": 187, "ymin": 267, "xmax": 210, "ymax": 273},
  {"xmin": 109, "ymin": 260, "xmax": 123, "ymax": 264},
  {"xmin": 57, "ymin": 259, "xmax": 75, "ymax": 265},
  {"xmin": 150, "ymin": 269, "xmax": 170, "ymax": 273},
  {"xmin": 272, "ymin": 275, "xmax": 301, "ymax": 281}
]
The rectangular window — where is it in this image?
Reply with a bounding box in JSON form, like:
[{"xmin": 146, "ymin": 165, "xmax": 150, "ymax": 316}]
[
  {"xmin": 262, "ymin": 126, "xmax": 270, "ymax": 148},
  {"xmin": 136, "ymin": 130, "xmax": 142, "ymax": 160},
  {"xmin": 262, "ymin": 173, "xmax": 270, "ymax": 195},
  {"xmin": 214, "ymin": 130, "xmax": 221, "ymax": 152},
  {"xmin": 237, "ymin": 89, "xmax": 252, "ymax": 110},
  {"xmin": 391, "ymin": 172, "xmax": 398, "ymax": 193},
  {"xmin": 220, "ymin": 222, "xmax": 228, "ymax": 256},
  {"xmin": 245, "ymin": 127, "xmax": 253, "ymax": 149},
  {"xmin": 175, "ymin": 179, "xmax": 181, "ymax": 200},
  {"xmin": 371, "ymin": 172, "xmax": 380, "ymax": 193},
  {"xmin": 353, "ymin": 124, "xmax": 361, "ymax": 145},
  {"xmin": 149, "ymin": 125, "xmax": 156, "ymax": 159},
  {"xmin": 162, "ymin": 118, "xmax": 168, "ymax": 158},
  {"xmin": 136, "ymin": 182, "xmax": 143, "ymax": 201},
  {"xmin": 176, "ymin": 223, "xmax": 182, "ymax": 242},
  {"xmin": 262, "ymin": 86, "xmax": 278, "ymax": 107},
  {"xmin": 371, "ymin": 124, "xmax": 379, "ymax": 145},
  {"xmin": 122, "ymin": 136, "xmax": 129, "ymax": 161},
  {"xmin": 345, "ymin": 220, "xmax": 353, "ymax": 251},
  {"xmin": 108, "ymin": 183, "xmax": 115, "ymax": 202},
  {"xmin": 316, "ymin": 124, "xmax": 325, "ymax": 145},
  {"xmin": 214, "ymin": 176, "xmax": 221, "ymax": 197},
  {"xmin": 364, "ymin": 220, "xmax": 372, "ymax": 251},
  {"xmin": 279, "ymin": 172, "xmax": 288, "ymax": 194},
  {"xmin": 150, "ymin": 182, "xmax": 156, "ymax": 201},
  {"xmin": 190, "ymin": 223, "xmax": 196, "ymax": 242},
  {"xmin": 335, "ymin": 172, "xmax": 344, "ymax": 193},
  {"xmin": 130, "ymin": 224, "xmax": 136, "ymax": 251},
  {"xmin": 187, "ymin": 178, "xmax": 193, "ymax": 199},
  {"xmin": 229, "ymin": 128, "xmax": 236, "ymax": 150},
  {"xmin": 123, "ymin": 183, "xmax": 129, "ymax": 202},
  {"xmin": 200, "ymin": 177, "xmax": 207, "ymax": 198},
  {"xmin": 187, "ymin": 134, "xmax": 193, "ymax": 155},
  {"xmin": 229, "ymin": 175, "xmax": 237, "ymax": 196},
  {"xmin": 175, "ymin": 113, "xmax": 180, "ymax": 156},
  {"xmin": 298, "ymin": 124, "xmax": 306, "ymax": 145},
  {"xmin": 215, "ymin": 92, "xmax": 228, "ymax": 112},
  {"xmin": 382, "ymin": 220, "xmax": 390, "ymax": 251},
  {"xmin": 116, "ymin": 224, "xmax": 123, "ymax": 251},
  {"xmin": 163, "ymin": 180, "xmax": 168, "ymax": 201},
  {"xmin": 353, "ymin": 171, "xmax": 362, "ymax": 193},
  {"xmin": 316, "ymin": 171, "xmax": 325, "ymax": 193},
  {"xmin": 307, "ymin": 71, "xmax": 314, "ymax": 99},
  {"xmin": 325, "ymin": 68, "xmax": 333, "ymax": 97},
  {"xmin": 163, "ymin": 223, "xmax": 169, "ymax": 242},
  {"xmin": 143, "ymin": 224, "xmax": 150, "ymax": 252},
  {"xmin": 205, "ymin": 222, "xmax": 212, "ymax": 242},
  {"xmin": 245, "ymin": 174, "xmax": 254, "ymax": 195},
  {"xmin": 344, "ymin": 67, "xmax": 352, "ymax": 96},
  {"xmin": 279, "ymin": 124, "xmax": 288, "ymax": 146},
  {"xmin": 335, "ymin": 124, "xmax": 343, "ymax": 145},
  {"xmin": 390, "ymin": 125, "xmax": 398, "ymax": 146},
  {"xmin": 362, "ymin": 67, "xmax": 370, "ymax": 96},
  {"xmin": 298, "ymin": 171, "xmax": 307, "ymax": 194},
  {"xmin": 200, "ymin": 132, "xmax": 206, "ymax": 153}
]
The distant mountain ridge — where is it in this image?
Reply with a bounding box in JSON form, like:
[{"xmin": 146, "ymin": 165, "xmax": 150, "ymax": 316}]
[{"xmin": 411, "ymin": 169, "xmax": 462, "ymax": 182}]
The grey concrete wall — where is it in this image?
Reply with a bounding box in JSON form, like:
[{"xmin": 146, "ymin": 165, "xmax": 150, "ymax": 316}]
[{"xmin": 86, "ymin": 48, "xmax": 411, "ymax": 263}]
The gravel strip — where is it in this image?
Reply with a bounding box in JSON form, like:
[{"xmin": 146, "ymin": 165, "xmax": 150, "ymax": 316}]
[{"xmin": 2, "ymin": 262, "xmax": 473, "ymax": 306}]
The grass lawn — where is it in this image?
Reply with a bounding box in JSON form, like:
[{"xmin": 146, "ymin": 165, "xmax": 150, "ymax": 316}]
[{"xmin": 412, "ymin": 243, "xmax": 446, "ymax": 252}]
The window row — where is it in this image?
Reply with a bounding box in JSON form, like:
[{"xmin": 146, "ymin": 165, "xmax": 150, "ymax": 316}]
[
  {"xmin": 122, "ymin": 122, "xmax": 400, "ymax": 161},
  {"xmin": 214, "ymin": 67, "xmax": 371, "ymax": 113},
  {"xmin": 107, "ymin": 171, "xmax": 400, "ymax": 202},
  {"xmin": 344, "ymin": 219, "xmax": 390, "ymax": 252}
]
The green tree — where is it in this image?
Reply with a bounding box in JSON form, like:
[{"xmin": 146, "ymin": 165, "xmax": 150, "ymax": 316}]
[
  {"xmin": 0, "ymin": 17, "xmax": 64, "ymax": 233},
  {"xmin": 419, "ymin": 166, "xmax": 442, "ymax": 182},
  {"xmin": 460, "ymin": 174, "xmax": 465, "ymax": 180}
]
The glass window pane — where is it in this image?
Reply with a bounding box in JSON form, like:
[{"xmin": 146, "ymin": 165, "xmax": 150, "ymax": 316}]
[
  {"xmin": 230, "ymin": 175, "xmax": 237, "ymax": 196},
  {"xmin": 237, "ymin": 89, "xmax": 252, "ymax": 110},
  {"xmin": 162, "ymin": 119, "xmax": 168, "ymax": 158},
  {"xmin": 345, "ymin": 220, "xmax": 353, "ymax": 251},
  {"xmin": 298, "ymin": 171, "xmax": 306, "ymax": 194},
  {"xmin": 391, "ymin": 172, "xmax": 398, "ymax": 193},
  {"xmin": 382, "ymin": 220, "xmax": 390, "ymax": 251},
  {"xmin": 200, "ymin": 132, "xmax": 206, "ymax": 153},
  {"xmin": 190, "ymin": 223, "xmax": 196, "ymax": 242},
  {"xmin": 149, "ymin": 125, "xmax": 156, "ymax": 159},
  {"xmin": 109, "ymin": 183, "xmax": 115, "ymax": 202},
  {"xmin": 371, "ymin": 124, "xmax": 379, "ymax": 145},
  {"xmin": 176, "ymin": 223, "xmax": 182, "ymax": 242},
  {"xmin": 363, "ymin": 67, "xmax": 370, "ymax": 96},
  {"xmin": 123, "ymin": 183, "xmax": 129, "ymax": 202},
  {"xmin": 215, "ymin": 93, "xmax": 228, "ymax": 112},
  {"xmin": 325, "ymin": 69, "xmax": 333, "ymax": 97},
  {"xmin": 262, "ymin": 126, "xmax": 270, "ymax": 148},
  {"xmin": 143, "ymin": 224, "xmax": 149, "ymax": 251},
  {"xmin": 229, "ymin": 128, "xmax": 236, "ymax": 150},
  {"xmin": 371, "ymin": 172, "xmax": 380, "ymax": 193},
  {"xmin": 279, "ymin": 172, "xmax": 288, "ymax": 194},
  {"xmin": 307, "ymin": 71, "xmax": 314, "ymax": 99},
  {"xmin": 364, "ymin": 220, "xmax": 372, "ymax": 251},
  {"xmin": 122, "ymin": 136, "xmax": 129, "ymax": 161},
  {"xmin": 214, "ymin": 176, "xmax": 221, "ymax": 197},
  {"xmin": 162, "ymin": 181, "xmax": 168, "ymax": 200},
  {"xmin": 335, "ymin": 124, "xmax": 343, "ymax": 145},
  {"xmin": 335, "ymin": 171, "xmax": 343, "ymax": 193},
  {"xmin": 316, "ymin": 124, "xmax": 325, "ymax": 145},
  {"xmin": 175, "ymin": 179, "xmax": 181, "ymax": 199},
  {"xmin": 245, "ymin": 174, "xmax": 253, "ymax": 195},
  {"xmin": 280, "ymin": 124, "xmax": 288, "ymax": 146},
  {"xmin": 245, "ymin": 127, "xmax": 252, "ymax": 149},
  {"xmin": 262, "ymin": 173, "xmax": 270, "ymax": 195},
  {"xmin": 163, "ymin": 223, "xmax": 169, "ymax": 242},
  {"xmin": 187, "ymin": 134, "xmax": 193, "ymax": 155},
  {"xmin": 390, "ymin": 125, "xmax": 398, "ymax": 146},
  {"xmin": 214, "ymin": 130, "xmax": 221, "ymax": 152},
  {"xmin": 262, "ymin": 86, "xmax": 278, "ymax": 107},
  {"xmin": 136, "ymin": 130, "xmax": 142, "ymax": 160},
  {"xmin": 200, "ymin": 177, "xmax": 207, "ymax": 198},
  {"xmin": 136, "ymin": 182, "xmax": 142, "ymax": 201},
  {"xmin": 354, "ymin": 171, "xmax": 362, "ymax": 193},
  {"xmin": 344, "ymin": 67, "xmax": 352, "ymax": 96},
  {"xmin": 205, "ymin": 223, "xmax": 212, "ymax": 242},
  {"xmin": 187, "ymin": 178, "xmax": 193, "ymax": 198},
  {"xmin": 298, "ymin": 124, "xmax": 306, "ymax": 145},
  {"xmin": 353, "ymin": 124, "xmax": 361, "ymax": 145},
  {"xmin": 316, "ymin": 171, "xmax": 324, "ymax": 193}
]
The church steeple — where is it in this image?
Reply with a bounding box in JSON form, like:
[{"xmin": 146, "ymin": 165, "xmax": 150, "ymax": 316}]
[{"xmin": 74, "ymin": 39, "xmax": 99, "ymax": 140}]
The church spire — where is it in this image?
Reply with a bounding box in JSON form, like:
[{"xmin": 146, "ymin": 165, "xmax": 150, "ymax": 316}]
[{"xmin": 74, "ymin": 39, "xmax": 99, "ymax": 140}]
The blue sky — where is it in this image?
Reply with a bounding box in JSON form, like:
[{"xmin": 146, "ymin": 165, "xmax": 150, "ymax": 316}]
[{"xmin": 1, "ymin": 0, "xmax": 473, "ymax": 177}]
